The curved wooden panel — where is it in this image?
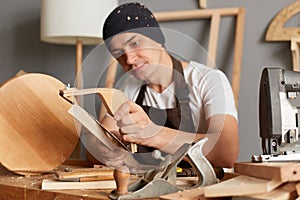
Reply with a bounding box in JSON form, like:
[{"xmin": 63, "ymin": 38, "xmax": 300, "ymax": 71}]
[{"xmin": 0, "ymin": 73, "xmax": 79, "ymax": 175}]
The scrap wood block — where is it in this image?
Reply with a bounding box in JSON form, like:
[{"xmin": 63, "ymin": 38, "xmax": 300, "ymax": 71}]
[
  {"xmin": 232, "ymin": 182, "xmax": 298, "ymax": 200},
  {"xmin": 234, "ymin": 162, "xmax": 300, "ymax": 182},
  {"xmin": 204, "ymin": 175, "xmax": 282, "ymax": 198}
]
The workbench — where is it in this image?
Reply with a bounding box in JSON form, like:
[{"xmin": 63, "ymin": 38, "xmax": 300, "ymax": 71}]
[{"xmin": 0, "ymin": 165, "xmax": 118, "ymax": 200}]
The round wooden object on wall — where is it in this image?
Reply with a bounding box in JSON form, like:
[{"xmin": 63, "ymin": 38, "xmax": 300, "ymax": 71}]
[{"xmin": 0, "ymin": 73, "xmax": 79, "ymax": 175}]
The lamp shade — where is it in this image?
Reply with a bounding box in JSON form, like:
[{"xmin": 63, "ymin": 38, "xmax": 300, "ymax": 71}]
[{"xmin": 40, "ymin": 0, "xmax": 118, "ymax": 45}]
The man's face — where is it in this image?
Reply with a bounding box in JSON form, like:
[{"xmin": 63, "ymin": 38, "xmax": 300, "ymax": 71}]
[{"xmin": 109, "ymin": 32, "xmax": 164, "ymax": 81}]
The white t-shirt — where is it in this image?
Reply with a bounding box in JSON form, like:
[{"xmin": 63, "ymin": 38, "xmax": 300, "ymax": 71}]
[{"xmin": 118, "ymin": 61, "xmax": 237, "ymax": 132}]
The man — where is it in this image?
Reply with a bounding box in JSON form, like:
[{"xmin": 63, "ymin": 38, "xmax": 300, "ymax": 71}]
[{"xmin": 94, "ymin": 2, "xmax": 238, "ymax": 168}]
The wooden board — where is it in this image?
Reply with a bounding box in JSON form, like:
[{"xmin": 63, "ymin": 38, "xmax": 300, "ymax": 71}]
[
  {"xmin": 42, "ymin": 179, "xmax": 116, "ymax": 190},
  {"xmin": 234, "ymin": 162, "xmax": 300, "ymax": 182},
  {"xmin": 232, "ymin": 182, "xmax": 298, "ymax": 200},
  {"xmin": 204, "ymin": 175, "xmax": 282, "ymax": 198},
  {"xmin": 62, "ymin": 87, "xmax": 137, "ymax": 153},
  {"xmin": 0, "ymin": 165, "xmax": 111, "ymax": 200},
  {"xmin": 0, "ymin": 73, "xmax": 78, "ymax": 175}
]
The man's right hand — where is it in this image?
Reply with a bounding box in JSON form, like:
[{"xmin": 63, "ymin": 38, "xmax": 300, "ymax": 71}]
[{"xmin": 83, "ymin": 131, "xmax": 129, "ymax": 167}]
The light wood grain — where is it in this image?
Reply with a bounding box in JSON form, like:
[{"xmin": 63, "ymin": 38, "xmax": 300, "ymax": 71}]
[
  {"xmin": 234, "ymin": 162, "xmax": 300, "ymax": 182},
  {"xmin": 204, "ymin": 175, "xmax": 282, "ymax": 198},
  {"xmin": 233, "ymin": 182, "xmax": 298, "ymax": 200},
  {"xmin": 0, "ymin": 73, "xmax": 78, "ymax": 175},
  {"xmin": 42, "ymin": 179, "xmax": 116, "ymax": 190},
  {"xmin": 62, "ymin": 88, "xmax": 128, "ymax": 116},
  {"xmin": 206, "ymin": 12, "xmax": 220, "ymax": 67},
  {"xmin": 291, "ymin": 37, "xmax": 300, "ymax": 71},
  {"xmin": 199, "ymin": 0, "xmax": 207, "ymax": 9},
  {"xmin": 63, "ymin": 88, "xmax": 137, "ymax": 152},
  {"xmin": 159, "ymin": 187, "xmax": 205, "ymax": 200}
]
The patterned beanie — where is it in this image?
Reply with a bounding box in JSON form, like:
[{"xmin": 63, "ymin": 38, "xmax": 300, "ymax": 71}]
[{"xmin": 102, "ymin": 2, "xmax": 165, "ymax": 47}]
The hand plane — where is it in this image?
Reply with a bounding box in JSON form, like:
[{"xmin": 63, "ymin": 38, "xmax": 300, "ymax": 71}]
[
  {"xmin": 253, "ymin": 68, "xmax": 300, "ymax": 162},
  {"xmin": 109, "ymin": 138, "xmax": 218, "ymax": 200}
]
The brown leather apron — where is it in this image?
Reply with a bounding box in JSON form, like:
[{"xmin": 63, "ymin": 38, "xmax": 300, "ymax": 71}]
[{"xmin": 134, "ymin": 55, "xmax": 195, "ymax": 166}]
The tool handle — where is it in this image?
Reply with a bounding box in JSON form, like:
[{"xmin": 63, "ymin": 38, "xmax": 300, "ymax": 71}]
[
  {"xmin": 113, "ymin": 165, "xmax": 130, "ymax": 195},
  {"xmin": 58, "ymin": 168, "xmax": 114, "ymax": 181}
]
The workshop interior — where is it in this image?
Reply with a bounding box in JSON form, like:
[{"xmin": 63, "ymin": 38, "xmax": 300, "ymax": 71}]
[{"xmin": 0, "ymin": 0, "xmax": 300, "ymax": 199}]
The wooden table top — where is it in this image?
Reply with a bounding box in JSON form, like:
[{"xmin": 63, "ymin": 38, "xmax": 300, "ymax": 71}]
[{"xmin": 0, "ymin": 165, "xmax": 114, "ymax": 200}]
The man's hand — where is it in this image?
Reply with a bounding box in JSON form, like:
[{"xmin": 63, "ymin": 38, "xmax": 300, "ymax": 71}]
[
  {"xmin": 83, "ymin": 131, "xmax": 129, "ymax": 167},
  {"xmin": 113, "ymin": 101, "xmax": 161, "ymax": 146}
]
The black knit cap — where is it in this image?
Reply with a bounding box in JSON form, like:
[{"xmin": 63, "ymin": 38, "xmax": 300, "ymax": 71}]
[{"xmin": 102, "ymin": 2, "xmax": 165, "ymax": 47}]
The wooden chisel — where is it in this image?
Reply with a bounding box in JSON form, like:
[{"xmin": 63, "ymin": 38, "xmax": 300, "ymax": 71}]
[{"xmin": 57, "ymin": 168, "xmax": 114, "ymax": 182}]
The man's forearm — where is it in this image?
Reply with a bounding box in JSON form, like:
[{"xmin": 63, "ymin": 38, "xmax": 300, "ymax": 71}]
[{"xmin": 147, "ymin": 126, "xmax": 206, "ymax": 154}]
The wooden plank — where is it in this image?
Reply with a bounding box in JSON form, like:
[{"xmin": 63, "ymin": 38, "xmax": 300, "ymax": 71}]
[
  {"xmin": 68, "ymin": 104, "xmax": 118, "ymax": 151},
  {"xmin": 232, "ymin": 182, "xmax": 298, "ymax": 200},
  {"xmin": 204, "ymin": 175, "xmax": 282, "ymax": 198},
  {"xmin": 57, "ymin": 168, "xmax": 114, "ymax": 181},
  {"xmin": 42, "ymin": 179, "xmax": 116, "ymax": 190},
  {"xmin": 63, "ymin": 88, "xmax": 137, "ymax": 153},
  {"xmin": 234, "ymin": 162, "xmax": 300, "ymax": 182},
  {"xmin": 159, "ymin": 173, "xmax": 239, "ymax": 200},
  {"xmin": 0, "ymin": 165, "xmax": 111, "ymax": 200}
]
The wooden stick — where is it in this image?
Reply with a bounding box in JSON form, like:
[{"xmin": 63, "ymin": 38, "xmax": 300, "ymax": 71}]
[
  {"xmin": 231, "ymin": 7, "xmax": 245, "ymax": 108},
  {"xmin": 57, "ymin": 168, "xmax": 114, "ymax": 181},
  {"xmin": 73, "ymin": 40, "xmax": 84, "ymax": 160},
  {"xmin": 154, "ymin": 8, "xmax": 240, "ymax": 22},
  {"xmin": 99, "ymin": 58, "xmax": 118, "ymax": 121},
  {"xmin": 291, "ymin": 37, "xmax": 300, "ymax": 71},
  {"xmin": 199, "ymin": 0, "xmax": 207, "ymax": 9},
  {"xmin": 75, "ymin": 40, "xmax": 83, "ymax": 93},
  {"xmin": 207, "ymin": 13, "xmax": 220, "ymax": 67}
]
